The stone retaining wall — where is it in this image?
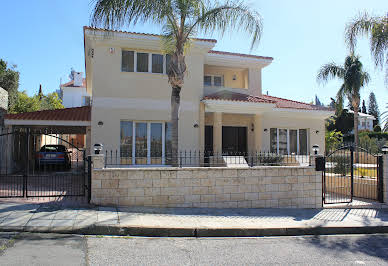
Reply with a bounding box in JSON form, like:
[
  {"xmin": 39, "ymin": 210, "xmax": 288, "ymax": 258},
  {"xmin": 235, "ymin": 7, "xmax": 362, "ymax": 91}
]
[{"xmin": 91, "ymin": 156, "xmax": 322, "ymax": 208}]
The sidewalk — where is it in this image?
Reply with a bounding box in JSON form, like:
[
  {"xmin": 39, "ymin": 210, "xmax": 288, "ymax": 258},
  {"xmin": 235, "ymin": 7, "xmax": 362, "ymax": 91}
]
[{"xmin": 1, "ymin": 201, "xmax": 388, "ymax": 237}]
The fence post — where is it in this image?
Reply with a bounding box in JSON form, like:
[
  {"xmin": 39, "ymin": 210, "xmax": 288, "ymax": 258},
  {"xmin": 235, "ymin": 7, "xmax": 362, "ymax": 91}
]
[
  {"xmin": 383, "ymin": 154, "xmax": 388, "ymax": 204},
  {"xmin": 377, "ymin": 155, "xmax": 384, "ymax": 203}
]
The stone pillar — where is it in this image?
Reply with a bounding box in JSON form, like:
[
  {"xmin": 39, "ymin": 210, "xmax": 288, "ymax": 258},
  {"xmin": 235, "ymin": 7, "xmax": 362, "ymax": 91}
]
[
  {"xmin": 213, "ymin": 112, "xmax": 222, "ymax": 153},
  {"xmin": 92, "ymin": 154, "xmax": 105, "ymax": 169},
  {"xmin": 253, "ymin": 114, "xmax": 262, "ymax": 152},
  {"xmin": 384, "ymin": 154, "xmax": 388, "ymax": 203}
]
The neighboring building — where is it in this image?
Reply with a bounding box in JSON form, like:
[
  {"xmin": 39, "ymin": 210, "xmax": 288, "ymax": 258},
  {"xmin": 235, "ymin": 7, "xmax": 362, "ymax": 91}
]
[
  {"xmin": 348, "ymin": 110, "xmax": 376, "ymax": 132},
  {"xmin": 60, "ymin": 72, "xmax": 91, "ymax": 108},
  {"xmin": 0, "ymin": 87, "xmax": 8, "ymax": 127},
  {"xmin": 84, "ymin": 26, "xmax": 333, "ymax": 165}
]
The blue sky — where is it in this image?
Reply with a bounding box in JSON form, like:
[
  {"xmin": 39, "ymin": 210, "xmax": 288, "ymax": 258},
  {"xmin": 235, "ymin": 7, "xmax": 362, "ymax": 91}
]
[{"xmin": 1, "ymin": 0, "xmax": 387, "ymax": 115}]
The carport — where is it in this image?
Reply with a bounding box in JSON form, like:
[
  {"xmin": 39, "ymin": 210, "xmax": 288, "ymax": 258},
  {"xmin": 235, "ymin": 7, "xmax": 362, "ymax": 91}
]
[{"xmin": 0, "ymin": 106, "xmax": 91, "ymax": 200}]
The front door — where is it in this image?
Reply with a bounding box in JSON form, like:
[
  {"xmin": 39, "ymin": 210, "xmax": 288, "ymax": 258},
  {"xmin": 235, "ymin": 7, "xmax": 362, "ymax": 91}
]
[{"xmin": 222, "ymin": 126, "xmax": 247, "ymax": 155}]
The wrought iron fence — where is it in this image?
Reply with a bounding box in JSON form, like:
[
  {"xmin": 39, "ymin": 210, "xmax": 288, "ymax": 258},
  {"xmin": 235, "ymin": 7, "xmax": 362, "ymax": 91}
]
[{"xmin": 105, "ymin": 150, "xmax": 311, "ymax": 167}]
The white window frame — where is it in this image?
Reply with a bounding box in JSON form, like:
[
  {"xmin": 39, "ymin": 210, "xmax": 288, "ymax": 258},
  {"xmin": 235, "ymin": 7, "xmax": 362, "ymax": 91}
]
[
  {"xmin": 122, "ymin": 50, "xmax": 168, "ymax": 75},
  {"xmin": 121, "ymin": 120, "xmax": 168, "ymax": 166},
  {"xmin": 204, "ymin": 74, "xmax": 224, "ymax": 87},
  {"xmin": 271, "ymin": 128, "xmax": 309, "ymax": 155}
]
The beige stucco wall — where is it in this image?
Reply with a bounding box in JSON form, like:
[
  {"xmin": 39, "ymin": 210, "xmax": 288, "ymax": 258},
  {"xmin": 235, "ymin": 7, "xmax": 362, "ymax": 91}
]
[
  {"xmin": 90, "ymin": 44, "xmax": 206, "ymax": 153},
  {"xmin": 204, "ymin": 65, "xmax": 248, "ymax": 89},
  {"xmin": 91, "ymin": 156, "xmax": 322, "ymax": 208},
  {"xmin": 204, "ymin": 112, "xmax": 325, "ymax": 154}
]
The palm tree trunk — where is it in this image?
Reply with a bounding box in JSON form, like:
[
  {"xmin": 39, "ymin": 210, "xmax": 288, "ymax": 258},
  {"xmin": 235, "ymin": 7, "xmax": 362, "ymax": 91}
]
[{"xmin": 171, "ymin": 86, "xmax": 181, "ymax": 166}]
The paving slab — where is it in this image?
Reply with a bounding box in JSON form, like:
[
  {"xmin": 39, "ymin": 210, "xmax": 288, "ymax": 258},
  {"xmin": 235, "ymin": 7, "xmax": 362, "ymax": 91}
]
[{"xmin": 1, "ymin": 202, "xmax": 388, "ymax": 236}]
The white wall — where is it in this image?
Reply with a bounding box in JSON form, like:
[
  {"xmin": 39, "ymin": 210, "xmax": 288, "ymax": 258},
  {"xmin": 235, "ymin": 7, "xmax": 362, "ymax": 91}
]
[{"xmin": 62, "ymin": 87, "xmax": 90, "ymax": 108}]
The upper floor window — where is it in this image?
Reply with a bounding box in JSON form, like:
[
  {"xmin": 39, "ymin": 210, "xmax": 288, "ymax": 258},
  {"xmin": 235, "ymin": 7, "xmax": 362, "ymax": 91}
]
[
  {"xmin": 122, "ymin": 51, "xmax": 134, "ymax": 72},
  {"xmin": 121, "ymin": 50, "xmax": 170, "ymax": 74},
  {"xmin": 204, "ymin": 75, "xmax": 224, "ymax": 87}
]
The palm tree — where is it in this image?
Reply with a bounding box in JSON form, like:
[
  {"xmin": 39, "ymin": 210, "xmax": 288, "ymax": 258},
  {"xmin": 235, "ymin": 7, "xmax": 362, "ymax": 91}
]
[
  {"xmin": 90, "ymin": 0, "xmax": 263, "ymax": 165},
  {"xmin": 317, "ymin": 54, "xmax": 370, "ymax": 153},
  {"xmin": 345, "ymin": 12, "xmax": 388, "ymax": 85}
]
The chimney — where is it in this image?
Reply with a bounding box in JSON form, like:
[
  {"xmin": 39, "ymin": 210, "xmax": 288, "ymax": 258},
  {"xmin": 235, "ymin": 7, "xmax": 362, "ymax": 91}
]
[{"xmin": 73, "ymin": 72, "xmax": 83, "ymax": 87}]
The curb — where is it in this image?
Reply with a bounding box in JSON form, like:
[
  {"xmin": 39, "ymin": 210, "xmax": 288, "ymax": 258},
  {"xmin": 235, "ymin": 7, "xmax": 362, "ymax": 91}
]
[{"xmin": 1, "ymin": 225, "xmax": 388, "ymax": 237}]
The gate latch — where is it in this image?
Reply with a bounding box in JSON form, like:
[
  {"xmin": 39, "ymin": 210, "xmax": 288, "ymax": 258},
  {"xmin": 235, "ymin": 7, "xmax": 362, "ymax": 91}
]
[{"xmin": 315, "ymin": 156, "xmax": 325, "ymax": 171}]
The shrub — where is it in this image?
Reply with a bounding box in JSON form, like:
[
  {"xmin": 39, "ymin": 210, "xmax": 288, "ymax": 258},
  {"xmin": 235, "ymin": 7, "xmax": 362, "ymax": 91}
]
[
  {"xmin": 330, "ymin": 155, "xmax": 351, "ymax": 175},
  {"xmin": 257, "ymin": 153, "xmax": 283, "ymax": 166},
  {"xmin": 374, "ymin": 125, "xmax": 381, "ymax": 132},
  {"xmin": 325, "ymin": 130, "xmax": 343, "ymax": 152}
]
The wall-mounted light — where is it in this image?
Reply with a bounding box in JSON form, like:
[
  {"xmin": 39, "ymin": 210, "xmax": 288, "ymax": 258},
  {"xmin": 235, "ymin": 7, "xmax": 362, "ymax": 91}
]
[
  {"xmin": 109, "ymin": 47, "xmax": 115, "ymax": 54},
  {"xmin": 264, "ymin": 128, "xmax": 268, "ymax": 132},
  {"xmin": 98, "ymin": 121, "xmax": 104, "ymax": 127},
  {"xmin": 382, "ymin": 145, "xmax": 388, "ymax": 154},
  {"xmin": 251, "ymin": 123, "xmax": 254, "ymax": 132},
  {"xmin": 232, "ymin": 74, "xmax": 237, "ymax": 81},
  {"xmin": 193, "ymin": 123, "xmax": 199, "ymax": 128},
  {"xmin": 315, "ymin": 130, "xmax": 320, "ymax": 134}
]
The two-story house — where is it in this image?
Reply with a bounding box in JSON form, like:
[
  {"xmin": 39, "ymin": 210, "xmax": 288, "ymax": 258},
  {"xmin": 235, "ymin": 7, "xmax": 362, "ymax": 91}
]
[
  {"xmin": 348, "ymin": 110, "xmax": 376, "ymax": 132},
  {"xmin": 60, "ymin": 72, "xmax": 91, "ymax": 108},
  {"xmin": 84, "ymin": 27, "xmax": 332, "ymax": 166}
]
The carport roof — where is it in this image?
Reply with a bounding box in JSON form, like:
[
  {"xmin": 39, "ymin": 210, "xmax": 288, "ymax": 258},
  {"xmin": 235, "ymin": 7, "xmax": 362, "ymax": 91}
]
[{"xmin": 4, "ymin": 106, "xmax": 91, "ymax": 127}]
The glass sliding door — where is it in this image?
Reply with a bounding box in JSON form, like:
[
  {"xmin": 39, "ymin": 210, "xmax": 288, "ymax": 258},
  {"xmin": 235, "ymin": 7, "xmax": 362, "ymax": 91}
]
[
  {"xmin": 299, "ymin": 129, "xmax": 308, "ymax": 155},
  {"xmin": 135, "ymin": 122, "xmax": 147, "ymax": 165},
  {"xmin": 270, "ymin": 128, "xmax": 277, "ymax": 153},
  {"xmin": 278, "ymin": 129, "xmax": 288, "ymax": 155},
  {"xmin": 120, "ymin": 121, "xmax": 133, "ymax": 164},
  {"xmin": 289, "ymin": 129, "xmax": 297, "ymax": 155},
  {"xmin": 150, "ymin": 123, "xmax": 162, "ymax": 164}
]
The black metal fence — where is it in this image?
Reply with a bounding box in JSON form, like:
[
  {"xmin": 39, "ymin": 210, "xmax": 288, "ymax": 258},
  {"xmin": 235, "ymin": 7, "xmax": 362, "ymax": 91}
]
[
  {"xmin": 0, "ymin": 127, "xmax": 90, "ymax": 200},
  {"xmin": 105, "ymin": 150, "xmax": 311, "ymax": 167},
  {"xmin": 323, "ymin": 145, "xmax": 383, "ymax": 204}
]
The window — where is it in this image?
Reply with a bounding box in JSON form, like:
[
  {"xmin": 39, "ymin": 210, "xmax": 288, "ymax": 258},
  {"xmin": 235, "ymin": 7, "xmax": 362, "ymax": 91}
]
[
  {"xmin": 204, "ymin": 76, "xmax": 212, "ymax": 86},
  {"xmin": 270, "ymin": 128, "xmax": 309, "ymax": 155},
  {"xmin": 120, "ymin": 121, "xmax": 133, "ymax": 164},
  {"xmin": 137, "ymin": 53, "xmax": 149, "ymax": 72},
  {"xmin": 203, "ymin": 75, "xmax": 224, "ymax": 87},
  {"xmin": 122, "ymin": 51, "xmax": 134, "ymax": 72},
  {"xmin": 120, "ymin": 121, "xmax": 170, "ymax": 165},
  {"xmin": 150, "ymin": 123, "xmax": 162, "ymax": 164},
  {"xmin": 166, "ymin": 54, "xmax": 172, "ymax": 74},
  {"xmin": 152, "ymin": 54, "xmax": 163, "ymax": 73}
]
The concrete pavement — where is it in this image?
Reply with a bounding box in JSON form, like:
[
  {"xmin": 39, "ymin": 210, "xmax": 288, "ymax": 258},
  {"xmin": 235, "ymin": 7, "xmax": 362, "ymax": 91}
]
[{"xmin": 1, "ymin": 201, "xmax": 388, "ymax": 236}]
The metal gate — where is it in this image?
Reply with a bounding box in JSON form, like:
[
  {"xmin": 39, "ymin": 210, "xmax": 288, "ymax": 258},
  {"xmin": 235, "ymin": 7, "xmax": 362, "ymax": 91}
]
[
  {"xmin": 323, "ymin": 145, "xmax": 383, "ymax": 204},
  {"xmin": 0, "ymin": 128, "xmax": 91, "ymax": 201}
]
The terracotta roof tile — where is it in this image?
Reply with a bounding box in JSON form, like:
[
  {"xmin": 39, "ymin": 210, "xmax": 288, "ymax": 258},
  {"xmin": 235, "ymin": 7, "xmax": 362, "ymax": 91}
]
[
  {"xmin": 208, "ymin": 50, "xmax": 273, "ymax": 61},
  {"xmin": 84, "ymin": 26, "xmax": 217, "ymax": 43},
  {"xmin": 203, "ymin": 91, "xmax": 275, "ymax": 104},
  {"xmin": 203, "ymin": 90, "xmax": 333, "ymax": 111},
  {"xmin": 61, "ymin": 78, "xmax": 86, "ymax": 88},
  {"xmin": 5, "ymin": 106, "xmax": 91, "ymax": 121}
]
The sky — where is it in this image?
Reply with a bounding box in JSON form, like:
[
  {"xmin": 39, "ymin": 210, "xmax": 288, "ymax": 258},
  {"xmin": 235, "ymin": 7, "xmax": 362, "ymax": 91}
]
[{"xmin": 0, "ymin": 0, "xmax": 387, "ymax": 116}]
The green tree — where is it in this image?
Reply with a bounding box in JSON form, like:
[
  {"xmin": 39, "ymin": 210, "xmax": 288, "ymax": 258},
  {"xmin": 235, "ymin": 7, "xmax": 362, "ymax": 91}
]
[
  {"xmin": 10, "ymin": 91, "xmax": 40, "ymax": 114},
  {"xmin": 361, "ymin": 99, "xmax": 367, "ymax": 113},
  {"xmin": 345, "ymin": 12, "xmax": 388, "ymax": 85},
  {"xmin": 325, "ymin": 130, "xmax": 343, "ymax": 152},
  {"xmin": 317, "ymin": 54, "xmax": 370, "ymax": 152},
  {"xmin": 0, "ymin": 59, "xmax": 19, "ymax": 109},
  {"xmin": 40, "ymin": 92, "xmax": 64, "ymax": 110},
  {"xmin": 368, "ymin": 92, "xmax": 380, "ymax": 126},
  {"xmin": 91, "ymin": 0, "xmax": 263, "ymax": 164}
]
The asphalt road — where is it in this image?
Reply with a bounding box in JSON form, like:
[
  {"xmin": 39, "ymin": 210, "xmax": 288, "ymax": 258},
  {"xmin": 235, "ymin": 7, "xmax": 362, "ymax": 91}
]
[{"xmin": 1, "ymin": 233, "xmax": 388, "ymax": 265}]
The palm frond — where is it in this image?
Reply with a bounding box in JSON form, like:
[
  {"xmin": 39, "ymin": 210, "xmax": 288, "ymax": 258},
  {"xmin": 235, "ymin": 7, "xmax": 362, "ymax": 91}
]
[
  {"xmin": 90, "ymin": 0, "xmax": 174, "ymax": 30},
  {"xmin": 316, "ymin": 63, "xmax": 345, "ymax": 84},
  {"xmin": 188, "ymin": 0, "xmax": 263, "ymax": 50}
]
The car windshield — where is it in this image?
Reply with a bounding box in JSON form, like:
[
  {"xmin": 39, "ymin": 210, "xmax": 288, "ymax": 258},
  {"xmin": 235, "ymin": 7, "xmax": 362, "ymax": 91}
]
[{"xmin": 40, "ymin": 145, "xmax": 66, "ymax": 152}]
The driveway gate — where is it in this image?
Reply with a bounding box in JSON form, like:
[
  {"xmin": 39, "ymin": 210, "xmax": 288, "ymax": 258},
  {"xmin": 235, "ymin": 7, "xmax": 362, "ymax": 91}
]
[
  {"xmin": 0, "ymin": 128, "xmax": 91, "ymax": 201},
  {"xmin": 323, "ymin": 146, "xmax": 383, "ymax": 204}
]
